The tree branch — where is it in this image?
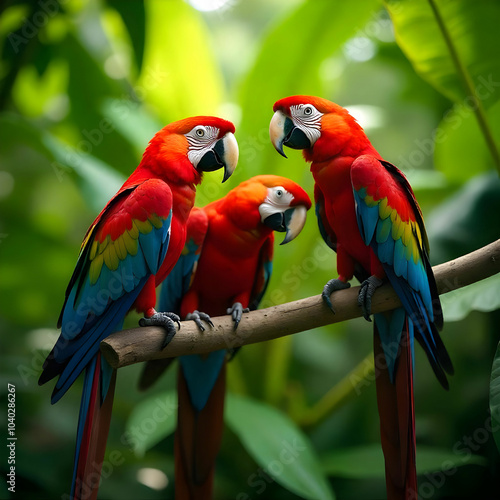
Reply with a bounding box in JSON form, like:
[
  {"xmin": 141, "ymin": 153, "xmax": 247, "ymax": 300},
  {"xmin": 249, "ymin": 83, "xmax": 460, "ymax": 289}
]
[{"xmin": 101, "ymin": 239, "xmax": 500, "ymax": 369}]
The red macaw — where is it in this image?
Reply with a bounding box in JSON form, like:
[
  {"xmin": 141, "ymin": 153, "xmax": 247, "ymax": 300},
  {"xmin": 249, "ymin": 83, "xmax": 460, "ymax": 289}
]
[
  {"xmin": 270, "ymin": 96, "xmax": 453, "ymax": 500},
  {"xmin": 139, "ymin": 175, "xmax": 311, "ymax": 499},
  {"xmin": 38, "ymin": 116, "xmax": 238, "ymax": 500}
]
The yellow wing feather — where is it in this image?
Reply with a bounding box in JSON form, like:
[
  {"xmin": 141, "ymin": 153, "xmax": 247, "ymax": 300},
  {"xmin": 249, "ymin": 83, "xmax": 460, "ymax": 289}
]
[{"xmin": 88, "ymin": 214, "xmax": 165, "ymax": 285}]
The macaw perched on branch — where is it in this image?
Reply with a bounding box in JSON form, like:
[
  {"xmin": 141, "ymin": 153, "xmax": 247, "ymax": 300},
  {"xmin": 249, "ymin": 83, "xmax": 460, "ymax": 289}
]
[
  {"xmin": 270, "ymin": 96, "xmax": 453, "ymax": 500},
  {"xmin": 38, "ymin": 116, "xmax": 238, "ymax": 500},
  {"xmin": 139, "ymin": 175, "xmax": 311, "ymax": 500}
]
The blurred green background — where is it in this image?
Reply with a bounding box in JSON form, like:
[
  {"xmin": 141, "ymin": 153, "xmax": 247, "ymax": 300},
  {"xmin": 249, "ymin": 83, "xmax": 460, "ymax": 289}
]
[{"xmin": 1, "ymin": 0, "xmax": 500, "ymax": 499}]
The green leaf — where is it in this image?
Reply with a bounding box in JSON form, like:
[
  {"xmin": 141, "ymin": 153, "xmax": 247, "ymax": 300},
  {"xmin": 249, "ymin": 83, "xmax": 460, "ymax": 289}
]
[
  {"xmin": 386, "ymin": 0, "xmax": 500, "ymax": 109},
  {"xmin": 321, "ymin": 444, "xmax": 487, "ymax": 479},
  {"xmin": 101, "ymin": 98, "xmax": 163, "ymax": 159},
  {"xmin": 386, "ymin": 0, "xmax": 500, "ymax": 173},
  {"xmin": 225, "ymin": 393, "xmax": 335, "ymax": 500},
  {"xmin": 139, "ymin": 0, "xmax": 224, "ymax": 122},
  {"xmin": 321, "ymin": 445, "xmax": 384, "ymax": 479},
  {"xmin": 434, "ymin": 100, "xmax": 500, "ymax": 183},
  {"xmin": 107, "ymin": 0, "xmax": 146, "ymax": 71},
  {"xmin": 441, "ymin": 274, "xmax": 500, "ymax": 323},
  {"xmin": 60, "ymin": 33, "xmax": 138, "ymax": 176},
  {"xmin": 42, "ymin": 133, "xmax": 124, "ymax": 212},
  {"xmin": 126, "ymin": 390, "xmax": 178, "ymax": 457},
  {"xmin": 0, "ymin": 113, "xmax": 124, "ymax": 211},
  {"xmin": 426, "ymin": 172, "xmax": 500, "ymax": 264},
  {"xmin": 237, "ymin": 0, "xmax": 380, "ymax": 176},
  {"xmin": 489, "ymin": 342, "xmax": 500, "ymax": 453},
  {"xmin": 421, "ymin": 171, "xmax": 500, "ymax": 321}
]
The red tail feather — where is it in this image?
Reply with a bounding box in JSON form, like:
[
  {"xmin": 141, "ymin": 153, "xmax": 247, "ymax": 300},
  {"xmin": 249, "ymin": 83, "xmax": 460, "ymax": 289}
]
[
  {"xmin": 374, "ymin": 323, "xmax": 417, "ymax": 500},
  {"xmin": 175, "ymin": 361, "xmax": 226, "ymax": 500},
  {"xmin": 73, "ymin": 355, "xmax": 116, "ymax": 500}
]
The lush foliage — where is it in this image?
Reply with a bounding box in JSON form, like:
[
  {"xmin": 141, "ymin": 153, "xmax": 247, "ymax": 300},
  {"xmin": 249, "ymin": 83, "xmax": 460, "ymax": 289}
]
[{"xmin": 1, "ymin": 0, "xmax": 500, "ymax": 498}]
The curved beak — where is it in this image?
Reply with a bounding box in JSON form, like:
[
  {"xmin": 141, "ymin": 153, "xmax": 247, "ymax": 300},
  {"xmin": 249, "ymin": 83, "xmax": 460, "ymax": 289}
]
[
  {"xmin": 263, "ymin": 205, "xmax": 308, "ymax": 245},
  {"xmin": 197, "ymin": 132, "xmax": 238, "ymax": 183},
  {"xmin": 269, "ymin": 111, "xmax": 311, "ymax": 158},
  {"xmin": 269, "ymin": 110, "xmax": 289, "ymax": 158}
]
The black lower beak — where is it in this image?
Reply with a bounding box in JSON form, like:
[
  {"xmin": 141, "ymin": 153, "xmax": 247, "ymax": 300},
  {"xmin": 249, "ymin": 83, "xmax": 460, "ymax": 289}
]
[
  {"xmin": 197, "ymin": 136, "xmax": 236, "ymax": 183},
  {"xmin": 198, "ymin": 139, "xmax": 225, "ymax": 173},
  {"xmin": 263, "ymin": 207, "xmax": 308, "ymax": 245},
  {"xmin": 283, "ymin": 118, "xmax": 311, "ymax": 150},
  {"xmin": 263, "ymin": 212, "xmax": 286, "ymax": 232}
]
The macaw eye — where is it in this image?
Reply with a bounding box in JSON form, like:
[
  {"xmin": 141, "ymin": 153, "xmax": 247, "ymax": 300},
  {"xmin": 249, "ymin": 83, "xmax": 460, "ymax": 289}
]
[
  {"xmin": 303, "ymin": 106, "xmax": 313, "ymax": 116},
  {"xmin": 275, "ymin": 188, "xmax": 284, "ymax": 198},
  {"xmin": 195, "ymin": 127, "xmax": 206, "ymax": 138}
]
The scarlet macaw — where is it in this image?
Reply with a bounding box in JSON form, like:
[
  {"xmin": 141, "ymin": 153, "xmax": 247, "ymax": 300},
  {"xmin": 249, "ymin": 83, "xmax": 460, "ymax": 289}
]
[
  {"xmin": 269, "ymin": 96, "xmax": 453, "ymax": 499},
  {"xmin": 139, "ymin": 175, "xmax": 311, "ymax": 499},
  {"xmin": 38, "ymin": 116, "xmax": 238, "ymax": 500}
]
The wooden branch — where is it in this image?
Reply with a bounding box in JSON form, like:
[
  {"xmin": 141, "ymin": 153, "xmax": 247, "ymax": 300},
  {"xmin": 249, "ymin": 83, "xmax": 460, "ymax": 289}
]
[{"xmin": 101, "ymin": 239, "xmax": 500, "ymax": 369}]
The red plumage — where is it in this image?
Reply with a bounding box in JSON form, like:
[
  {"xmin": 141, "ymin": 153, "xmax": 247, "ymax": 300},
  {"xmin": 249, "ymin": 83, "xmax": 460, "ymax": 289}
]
[
  {"xmin": 140, "ymin": 175, "xmax": 311, "ymax": 499},
  {"xmin": 39, "ymin": 116, "xmax": 238, "ymax": 500},
  {"xmin": 271, "ymin": 96, "xmax": 451, "ymax": 500}
]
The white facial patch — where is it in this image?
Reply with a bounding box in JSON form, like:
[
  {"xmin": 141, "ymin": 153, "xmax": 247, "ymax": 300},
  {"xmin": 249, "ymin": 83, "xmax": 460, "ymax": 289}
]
[
  {"xmin": 258, "ymin": 186, "xmax": 294, "ymax": 222},
  {"xmin": 185, "ymin": 125, "xmax": 220, "ymax": 167},
  {"xmin": 290, "ymin": 104, "xmax": 323, "ymax": 146}
]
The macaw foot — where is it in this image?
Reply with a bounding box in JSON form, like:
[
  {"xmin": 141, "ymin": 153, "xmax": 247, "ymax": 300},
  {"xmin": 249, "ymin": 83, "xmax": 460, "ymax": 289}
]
[
  {"xmin": 358, "ymin": 276, "xmax": 384, "ymax": 321},
  {"xmin": 322, "ymin": 278, "xmax": 351, "ymax": 313},
  {"xmin": 227, "ymin": 302, "xmax": 250, "ymax": 330},
  {"xmin": 185, "ymin": 310, "xmax": 214, "ymax": 332},
  {"xmin": 139, "ymin": 312, "xmax": 181, "ymax": 348}
]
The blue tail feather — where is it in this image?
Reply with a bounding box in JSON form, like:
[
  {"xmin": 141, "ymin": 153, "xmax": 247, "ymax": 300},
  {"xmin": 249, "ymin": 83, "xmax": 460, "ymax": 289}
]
[
  {"xmin": 71, "ymin": 355, "xmax": 98, "ymax": 499},
  {"xmin": 180, "ymin": 351, "xmax": 226, "ymax": 412},
  {"xmin": 374, "ymin": 308, "xmax": 406, "ymax": 383}
]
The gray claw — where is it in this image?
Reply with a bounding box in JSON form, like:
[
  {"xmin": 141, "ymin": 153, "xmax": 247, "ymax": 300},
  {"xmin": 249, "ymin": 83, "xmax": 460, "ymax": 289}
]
[
  {"xmin": 226, "ymin": 302, "xmax": 249, "ymax": 330},
  {"xmin": 322, "ymin": 278, "xmax": 351, "ymax": 313},
  {"xmin": 185, "ymin": 310, "xmax": 214, "ymax": 331},
  {"xmin": 139, "ymin": 312, "xmax": 181, "ymax": 348},
  {"xmin": 358, "ymin": 276, "xmax": 384, "ymax": 321}
]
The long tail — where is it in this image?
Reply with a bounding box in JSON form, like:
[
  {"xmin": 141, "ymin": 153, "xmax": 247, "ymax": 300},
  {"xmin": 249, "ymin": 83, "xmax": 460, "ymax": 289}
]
[
  {"xmin": 374, "ymin": 319, "xmax": 417, "ymax": 500},
  {"xmin": 71, "ymin": 352, "xmax": 116, "ymax": 500},
  {"xmin": 175, "ymin": 352, "xmax": 226, "ymax": 500}
]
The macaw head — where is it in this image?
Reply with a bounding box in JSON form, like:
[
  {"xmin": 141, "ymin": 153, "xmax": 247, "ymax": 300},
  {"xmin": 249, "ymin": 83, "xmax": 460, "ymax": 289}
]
[
  {"xmin": 269, "ymin": 95, "xmax": 368, "ymax": 162},
  {"xmin": 224, "ymin": 175, "xmax": 311, "ymax": 245},
  {"xmin": 140, "ymin": 116, "xmax": 238, "ymax": 184}
]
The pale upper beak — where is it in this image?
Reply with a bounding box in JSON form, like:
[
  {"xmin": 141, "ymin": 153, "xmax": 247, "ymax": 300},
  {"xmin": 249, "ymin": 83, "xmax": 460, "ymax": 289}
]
[
  {"xmin": 281, "ymin": 205, "xmax": 308, "ymax": 245},
  {"xmin": 269, "ymin": 110, "xmax": 289, "ymax": 158},
  {"xmin": 219, "ymin": 132, "xmax": 238, "ymax": 182}
]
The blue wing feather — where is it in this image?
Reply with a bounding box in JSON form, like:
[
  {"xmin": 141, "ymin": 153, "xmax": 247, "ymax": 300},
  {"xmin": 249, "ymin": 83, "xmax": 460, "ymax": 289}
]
[
  {"xmin": 158, "ymin": 210, "xmax": 207, "ymax": 314},
  {"xmin": 43, "ymin": 204, "xmax": 172, "ymax": 403},
  {"xmin": 140, "ymin": 213, "xmax": 171, "ymax": 274},
  {"xmin": 353, "ymin": 188, "xmax": 379, "ymax": 245},
  {"xmin": 52, "ymin": 282, "xmax": 146, "ymax": 403},
  {"xmin": 352, "ymin": 158, "xmax": 451, "ymax": 386}
]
